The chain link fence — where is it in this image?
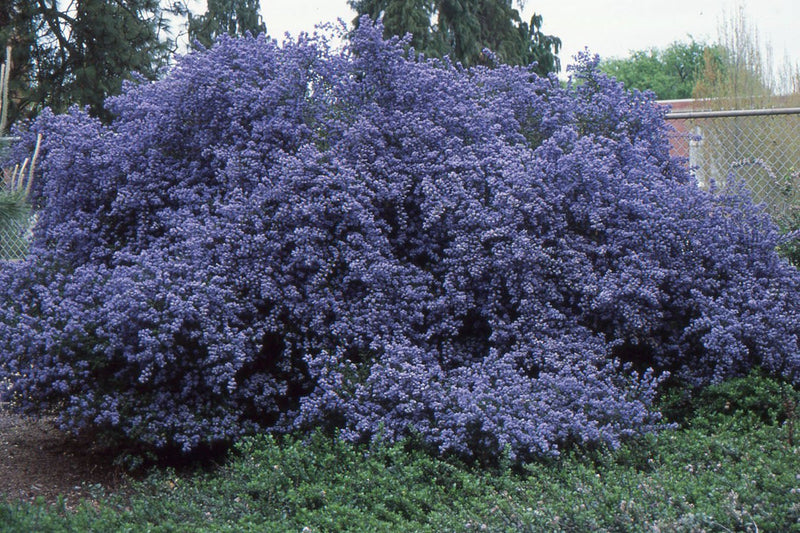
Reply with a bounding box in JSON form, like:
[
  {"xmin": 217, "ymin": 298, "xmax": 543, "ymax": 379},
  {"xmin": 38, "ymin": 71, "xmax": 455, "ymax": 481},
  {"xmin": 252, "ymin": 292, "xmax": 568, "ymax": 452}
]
[
  {"xmin": 0, "ymin": 135, "xmax": 34, "ymax": 262},
  {"xmin": 0, "ymin": 215, "xmax": 33, "ymax": 261},
  {"xmin": 664, "ymin": 105, "xmax": 800, "ymax": 227}
]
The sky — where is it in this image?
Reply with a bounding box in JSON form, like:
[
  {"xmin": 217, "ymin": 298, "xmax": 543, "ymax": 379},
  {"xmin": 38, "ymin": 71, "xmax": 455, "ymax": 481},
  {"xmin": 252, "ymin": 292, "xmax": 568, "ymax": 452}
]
[{"xmin": 260, "ymin": 1, "xmax": 800, "ymax": 77}]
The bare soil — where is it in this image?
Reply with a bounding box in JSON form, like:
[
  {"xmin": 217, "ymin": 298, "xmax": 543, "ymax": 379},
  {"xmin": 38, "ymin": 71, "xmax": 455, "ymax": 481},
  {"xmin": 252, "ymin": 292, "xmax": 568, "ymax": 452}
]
[{"xmin": 0, "ymin": 405, "xmax": 132, "ymax": 508}]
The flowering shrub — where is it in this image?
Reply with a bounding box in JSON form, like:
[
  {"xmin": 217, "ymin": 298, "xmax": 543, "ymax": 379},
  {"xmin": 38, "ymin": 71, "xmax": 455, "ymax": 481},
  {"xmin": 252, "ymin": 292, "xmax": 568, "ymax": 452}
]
[{"xmin": 1, "ymin": 20, "xmax": 798, "ymax": 461}]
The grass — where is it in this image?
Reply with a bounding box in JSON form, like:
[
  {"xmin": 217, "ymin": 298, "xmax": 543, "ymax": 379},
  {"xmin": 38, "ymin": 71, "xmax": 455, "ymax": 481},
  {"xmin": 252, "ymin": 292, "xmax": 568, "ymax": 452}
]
[{"xmin": 1, "ymin": 371, "xmax": 799, "ymax": 532}]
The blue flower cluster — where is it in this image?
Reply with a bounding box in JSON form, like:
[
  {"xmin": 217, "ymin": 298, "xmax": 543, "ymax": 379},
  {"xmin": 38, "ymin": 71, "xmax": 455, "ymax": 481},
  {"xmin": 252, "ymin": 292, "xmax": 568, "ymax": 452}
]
[{"xmin": 2, "ymin": 20, "xmax": 798, "ymax": 460}]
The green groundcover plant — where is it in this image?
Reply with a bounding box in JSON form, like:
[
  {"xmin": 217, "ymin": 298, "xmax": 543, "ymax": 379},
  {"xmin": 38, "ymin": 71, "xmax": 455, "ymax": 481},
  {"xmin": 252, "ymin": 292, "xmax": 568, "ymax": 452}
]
[{"xmin": 0, "ymin": 372, "xmax": 798, "ymax": 532}]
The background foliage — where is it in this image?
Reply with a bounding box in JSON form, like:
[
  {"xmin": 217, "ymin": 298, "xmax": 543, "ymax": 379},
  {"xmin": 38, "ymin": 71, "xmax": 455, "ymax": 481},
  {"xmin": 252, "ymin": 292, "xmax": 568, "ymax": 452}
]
[
  {"xmin": 348, "ymin": 0, "xmax": 561, "ymax": 73},
  {"xmin": 600, "ymin": 40, "xmax": 721, "ymax": 101},
  {"xmin": 187, "ymin": 0, "xmax": 267, "ymax": 49},
  {"xmin": 0, "ymin": 0, "xmax": 179, "ymax": 122},
  {"xmin": 599, "ymin": 6, "xmax": 800, "ymax": 102}
]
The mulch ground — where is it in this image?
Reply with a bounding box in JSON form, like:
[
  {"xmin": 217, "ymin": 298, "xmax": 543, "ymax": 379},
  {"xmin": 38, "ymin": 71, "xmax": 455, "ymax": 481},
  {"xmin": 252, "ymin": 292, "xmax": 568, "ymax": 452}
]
[{"xmin": 0, "ymin": 405, "xmax": 132, "ymax": 508}]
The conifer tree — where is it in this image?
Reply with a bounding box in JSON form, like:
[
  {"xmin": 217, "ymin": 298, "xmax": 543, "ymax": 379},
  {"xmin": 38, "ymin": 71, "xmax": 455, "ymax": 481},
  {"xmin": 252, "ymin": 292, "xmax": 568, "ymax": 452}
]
[
  {"xmin": 188, "ymin": 0, "xmax": 266, "ymax": 49},
  {"xmin": 349, "ymin": 0, "xmax": 561, "ymax": 74},
  {"xmin": 0, "ymin": 0, "xmax": 177, "ymax": 122}
]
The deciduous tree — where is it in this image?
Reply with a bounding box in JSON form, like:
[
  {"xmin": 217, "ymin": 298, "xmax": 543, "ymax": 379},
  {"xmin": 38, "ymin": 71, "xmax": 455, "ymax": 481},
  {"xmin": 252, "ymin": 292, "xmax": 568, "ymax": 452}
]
[{"xmin": 600, "ymin": 40, "xmax": 719, "ymax": 100}]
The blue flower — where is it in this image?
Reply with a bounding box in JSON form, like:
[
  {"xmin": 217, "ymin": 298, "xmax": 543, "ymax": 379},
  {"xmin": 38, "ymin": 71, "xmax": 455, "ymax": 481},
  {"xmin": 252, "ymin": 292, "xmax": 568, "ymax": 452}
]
[{"xmin": 1, "ymin": 18, "xmax": 797, "ymax": 462}]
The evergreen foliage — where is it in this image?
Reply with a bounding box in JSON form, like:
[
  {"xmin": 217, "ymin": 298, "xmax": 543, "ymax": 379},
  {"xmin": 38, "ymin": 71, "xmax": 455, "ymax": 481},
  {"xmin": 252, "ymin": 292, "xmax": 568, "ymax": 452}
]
[
  {"xmin": 188, "ymin": 0, "xmax": 267, "ymax": 49},
  {"xmin": 0, "ymin": 0, "xmax": 178, "ymax": 122},
  {"xmin": 1, "ymin": 20, "xmax": 799, "ymax": 462},
  {"xmin": 348, "ymin": 0, "xmax": 561, "ymax": 73}
]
